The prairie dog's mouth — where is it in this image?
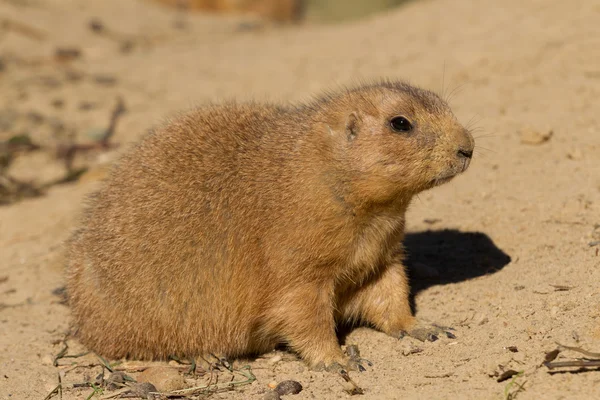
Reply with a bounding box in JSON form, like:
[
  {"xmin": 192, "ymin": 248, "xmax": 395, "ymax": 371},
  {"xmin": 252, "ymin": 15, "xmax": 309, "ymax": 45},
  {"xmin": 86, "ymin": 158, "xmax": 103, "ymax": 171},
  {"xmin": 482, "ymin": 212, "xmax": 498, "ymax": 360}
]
[
  {"xmin": 430, "ymin": 173, "xmax": 456, "ymax": 187},
  {"xmin": 428, "ymin": 153, "xmax": 472, "ymax": 188}
]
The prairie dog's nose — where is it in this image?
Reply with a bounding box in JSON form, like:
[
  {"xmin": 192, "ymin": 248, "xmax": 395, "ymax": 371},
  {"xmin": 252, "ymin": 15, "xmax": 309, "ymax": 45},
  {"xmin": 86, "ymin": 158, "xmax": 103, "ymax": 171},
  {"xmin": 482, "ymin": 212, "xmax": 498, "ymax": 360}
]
[
  {"xmin": 457, "ymin": 148, "xmax": 473, "ymax": 159},
  {"xmin": 457, "ymin": 128, "xmax": 475, "ymax": 159}
]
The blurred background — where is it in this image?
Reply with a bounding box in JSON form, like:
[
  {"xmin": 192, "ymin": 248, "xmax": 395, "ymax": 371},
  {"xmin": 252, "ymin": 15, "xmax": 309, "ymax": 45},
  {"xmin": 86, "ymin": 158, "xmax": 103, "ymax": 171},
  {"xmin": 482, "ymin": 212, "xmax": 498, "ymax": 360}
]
[
  {"xmin": 150, "ymin": 0, "xmax": 413, "ymax": 23},
  {"xmin": 0, "ymin": 0, "xmax": 424, "ymax": 204}
]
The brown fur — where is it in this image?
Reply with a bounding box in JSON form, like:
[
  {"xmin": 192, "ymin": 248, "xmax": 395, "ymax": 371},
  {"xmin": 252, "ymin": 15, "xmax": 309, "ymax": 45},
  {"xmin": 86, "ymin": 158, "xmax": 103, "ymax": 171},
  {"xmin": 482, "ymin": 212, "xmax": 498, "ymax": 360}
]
[{"xmin": 66, "ymin": 80, "xmax": 474, "ymax": 369}]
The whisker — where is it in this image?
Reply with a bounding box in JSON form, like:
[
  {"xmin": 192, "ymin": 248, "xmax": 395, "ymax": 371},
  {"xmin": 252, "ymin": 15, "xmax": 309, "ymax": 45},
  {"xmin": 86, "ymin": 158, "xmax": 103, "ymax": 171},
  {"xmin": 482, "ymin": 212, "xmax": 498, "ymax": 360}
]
[
  {"xmin": 472, "ymin": 133, "xmax": 496, "ymax": 140},
  {"xmin": 465, "ymin": 114, "xmax": 482, "ymax": 131},
  {"xmin": 474, "ymin": 147, "xmax": 496, "ymax": 157},
  {"xmin": 445, "ymin": 82, "xmax": 468, "ymax": 104},
  {"xmin": 441, "ymin": 61, "xmax": 447, "ymax": 100}
]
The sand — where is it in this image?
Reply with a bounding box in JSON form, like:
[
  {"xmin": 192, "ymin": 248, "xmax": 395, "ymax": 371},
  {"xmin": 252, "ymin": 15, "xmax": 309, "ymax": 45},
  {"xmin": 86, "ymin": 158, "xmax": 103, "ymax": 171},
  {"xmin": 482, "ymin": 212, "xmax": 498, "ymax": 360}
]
[{"xmin": 1, "ymin": 0, "xmax": 599, "ymax": 398}]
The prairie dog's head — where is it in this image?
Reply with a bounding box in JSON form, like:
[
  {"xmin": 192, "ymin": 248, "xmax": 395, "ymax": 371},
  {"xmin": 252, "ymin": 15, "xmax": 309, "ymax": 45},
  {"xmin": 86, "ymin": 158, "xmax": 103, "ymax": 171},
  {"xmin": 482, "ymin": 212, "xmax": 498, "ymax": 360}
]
[{"xmin": 319, "ymin": 81, "xmax": 474, "ymax": 203}]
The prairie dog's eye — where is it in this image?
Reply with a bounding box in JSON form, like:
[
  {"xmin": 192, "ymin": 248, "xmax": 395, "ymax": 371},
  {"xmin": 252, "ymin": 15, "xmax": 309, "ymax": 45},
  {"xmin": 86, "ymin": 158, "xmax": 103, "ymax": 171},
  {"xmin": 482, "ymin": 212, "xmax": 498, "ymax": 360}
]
[{"xmin": 390, "ymin": 116, "xmax": 413, "ymax": 132}]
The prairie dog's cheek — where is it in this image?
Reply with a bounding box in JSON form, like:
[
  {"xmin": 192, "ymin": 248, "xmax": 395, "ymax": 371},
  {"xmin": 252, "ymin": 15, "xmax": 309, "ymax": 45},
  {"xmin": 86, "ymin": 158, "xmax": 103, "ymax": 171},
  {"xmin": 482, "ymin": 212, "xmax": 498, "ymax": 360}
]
[{"xmin": 413, "ymin": 131, "xmax": 437, "ymax": 150}]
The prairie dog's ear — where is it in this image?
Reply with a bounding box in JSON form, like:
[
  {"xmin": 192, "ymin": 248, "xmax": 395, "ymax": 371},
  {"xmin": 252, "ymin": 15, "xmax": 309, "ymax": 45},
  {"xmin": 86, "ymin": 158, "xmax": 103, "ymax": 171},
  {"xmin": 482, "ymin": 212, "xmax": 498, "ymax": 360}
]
[{"xmin": 345, "ymin": 112, "xmax": 360, "ymax": 141}]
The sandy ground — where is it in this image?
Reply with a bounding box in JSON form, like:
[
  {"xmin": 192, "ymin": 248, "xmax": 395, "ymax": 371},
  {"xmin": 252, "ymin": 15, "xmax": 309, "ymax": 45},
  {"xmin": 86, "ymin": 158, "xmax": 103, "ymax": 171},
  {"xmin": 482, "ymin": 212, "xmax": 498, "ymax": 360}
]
[{"xmin": 1, "ymin": 0, "xmax": 600, "ymax": 398}]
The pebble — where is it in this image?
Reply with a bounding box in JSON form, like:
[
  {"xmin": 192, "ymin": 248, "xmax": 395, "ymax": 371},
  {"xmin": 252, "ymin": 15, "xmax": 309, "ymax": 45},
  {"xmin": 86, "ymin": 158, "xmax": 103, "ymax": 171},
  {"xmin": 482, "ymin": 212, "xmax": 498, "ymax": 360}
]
[
  {"xmin": 268, "ymin": 354, "xmax": 282, "ymax": 364},
  {"xmin": 136, "ymin": 366, "xmax": 186, "ymax": 392},
  {"xmin": 41, "ymin": 354, "xmax": 54, "ymax": 366},
  {"xmin": 519, "ymin": 128, "xmax": 553, "ymax": 145},
  {"xmin": 275, "ymin": 380, "xmax": 302, "ymax": 395},
  {"xmin": 263, "ymin": 391, "xmax": 281, "ymax": 400},
  {"xmin": 401, "ymin": 342, "xmax": 423, "ymax": 356}
]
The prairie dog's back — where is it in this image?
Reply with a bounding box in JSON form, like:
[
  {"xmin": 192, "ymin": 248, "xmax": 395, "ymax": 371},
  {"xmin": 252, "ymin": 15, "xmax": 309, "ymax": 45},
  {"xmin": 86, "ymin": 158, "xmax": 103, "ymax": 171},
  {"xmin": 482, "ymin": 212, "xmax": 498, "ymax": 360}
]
[{"xmin": 67, "ymin": 103, "xmax": 306, "ymax": 359}]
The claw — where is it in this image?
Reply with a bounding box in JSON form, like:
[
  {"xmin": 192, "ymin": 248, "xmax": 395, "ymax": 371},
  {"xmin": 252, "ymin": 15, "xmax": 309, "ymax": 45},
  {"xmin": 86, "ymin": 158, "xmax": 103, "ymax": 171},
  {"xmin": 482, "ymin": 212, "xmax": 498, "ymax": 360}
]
[{"xmin": 344, "ymin": 344, "xmax": 372, "ymax": 372}]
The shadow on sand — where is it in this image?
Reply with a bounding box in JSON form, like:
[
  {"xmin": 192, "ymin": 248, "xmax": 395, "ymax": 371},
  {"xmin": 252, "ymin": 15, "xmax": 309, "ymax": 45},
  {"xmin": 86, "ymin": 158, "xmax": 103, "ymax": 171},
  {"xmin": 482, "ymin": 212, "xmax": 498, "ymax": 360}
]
[{"xmin": 404, "ymin": 228, "xmax": 512, "ymax": 312}]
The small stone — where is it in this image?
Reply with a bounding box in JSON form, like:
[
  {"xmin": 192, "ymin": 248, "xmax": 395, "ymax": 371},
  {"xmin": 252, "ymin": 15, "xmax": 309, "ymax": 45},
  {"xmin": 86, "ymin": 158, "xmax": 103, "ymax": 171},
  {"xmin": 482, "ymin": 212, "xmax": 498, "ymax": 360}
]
[
  {"xmin": 275, "ymin": 380, "xmax": 302, "ymax": 395},
  {"xmin": 89, "ymin": 18, "xmax": 105, "ymax": 33},
  {"xmin": 54, "ymin": 47, "xmax": 81, "ymax": 62},
  {"xmin": 483, "ymin": 361, "xmax": 499, "ymax": 377},
  {"xmin": 93, "ymin": 74, "xmax": 118, "ymax": 86},
  {"xmin": 497, "ymin": 369, "xmax": 519, "ymax": 383},
  {"xmin": 519, "ymin": 128, "xmax": 553, "ymax": 145},
  {"xmin": 567, "ymin": 148, "xmax": 582, "ymax": 160},
  {"xmin": 267, "ymin": 381, "xmax": 277, "ymax": 389},
  {"xmin": 41, "ymin": 354, "xmax": 54, "ymax": 366},
  {"xmin": 106, "ymin": 371, "xmax": 126, "ymax": 390},
  {"xmin": 78, "ymin": 101, "xmax": 96, "ymax": 111},
  {"xmin": 64, "ymin": 70, "xmax": 84, "ymax": 82},
  {"xmin": 51, "ymin": 99, "xmax": 64, "ymax": 109},
  {"xmin": 512, "ymin": 352, "xmax": 526, "ymax": 364},
  {"xmin": 130, "ymin": 382, "xmax": 157, "ymax": 399},
  {"xmin": 401, "ymin": 342, "xmax": 423, "ymax": 356},
  {"xmin": 263, "ymin": 391, "xmax": 281, "ymax": 400},
  {"xmin": 120, "ymin": 41, "xmax": 135, "ymax": 53},
  {"xmin": 475, "ymin": 314, "xmax": 489, "ymax": 326},
  {"xmin": 268, "ymin": 354, "xmax": 282, "ymax": 364},
  {"xmin": 136, "ymin": 366, "xmax": 185, "ymax": 392}
]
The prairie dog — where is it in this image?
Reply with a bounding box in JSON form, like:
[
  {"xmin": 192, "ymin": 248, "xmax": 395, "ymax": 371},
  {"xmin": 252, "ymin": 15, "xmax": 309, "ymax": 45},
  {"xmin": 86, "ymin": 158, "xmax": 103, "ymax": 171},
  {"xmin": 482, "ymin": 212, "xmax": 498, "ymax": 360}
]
[{"xmin": 66, "ymin": 81, "xmax": 474, "ymax": 371}]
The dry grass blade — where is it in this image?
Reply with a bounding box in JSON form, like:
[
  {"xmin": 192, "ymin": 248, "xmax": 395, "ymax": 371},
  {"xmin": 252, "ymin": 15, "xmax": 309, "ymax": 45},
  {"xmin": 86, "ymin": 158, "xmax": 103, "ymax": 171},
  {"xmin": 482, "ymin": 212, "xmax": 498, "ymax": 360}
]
[
  {"xmin": 556, "ymin": 342, "xmax": 600, "ymax": 358},
  {"xmin": 43, "ymin": 384, "xmax": 61, "ymax": 400},
  {"xmin": 544, "ymin": 343, "xmax": 600, "ymax": 371},
  {"xmin": 99, "ymin": 387, "xmax": 130, "ymax": 399},
  {"xmin": 96, "ymin": 354, "xmax": 116, "ymax": 373},
  {"xmin": 53, "ymin": 342, "xmax": 69, "ymax": 367}
]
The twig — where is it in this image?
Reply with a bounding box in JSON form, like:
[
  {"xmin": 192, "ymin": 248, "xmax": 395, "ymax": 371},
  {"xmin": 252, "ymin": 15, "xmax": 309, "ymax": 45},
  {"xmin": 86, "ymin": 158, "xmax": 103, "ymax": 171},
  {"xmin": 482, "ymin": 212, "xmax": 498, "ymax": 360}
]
[
  {"xmin": 58, "ymin": 97, "xmax": 125, "ymax": 171},
  {"xmin": 0, "ymin": 17, "xmax": 46, "ymax": 40},
  {"xmin": 545, "ymin": 360, "xmax": 600, "ymax": 369},
  {"xmin": 101, "ymin": 96, "xmax": 126, "ymax": 145},
  {"xmin": 550, "ymin": 284, "xmax": 575, "ymax": 291}
]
